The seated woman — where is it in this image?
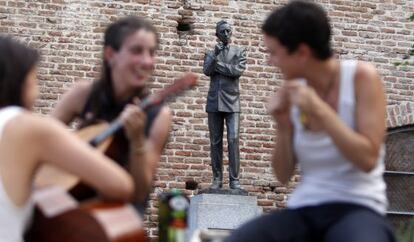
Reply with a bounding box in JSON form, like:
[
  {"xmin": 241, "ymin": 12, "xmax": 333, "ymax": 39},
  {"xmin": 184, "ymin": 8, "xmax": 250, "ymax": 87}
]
[
  {"xmin": 225, "ymin": 1, "xmax": 395, "ymax": 242},
  {"xmin": 51, "ymin": 16, "xmax": 172, "ymax": 213},
  {"xmin": 0, "ymin": 36, "xmax": 134, "ymax": 242}
]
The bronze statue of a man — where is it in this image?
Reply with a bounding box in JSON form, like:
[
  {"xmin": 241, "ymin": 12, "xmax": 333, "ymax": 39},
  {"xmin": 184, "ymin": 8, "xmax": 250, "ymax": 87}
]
[{"xmin": 203, "ymin": 20, "xmax": 247, "ymax": 190}]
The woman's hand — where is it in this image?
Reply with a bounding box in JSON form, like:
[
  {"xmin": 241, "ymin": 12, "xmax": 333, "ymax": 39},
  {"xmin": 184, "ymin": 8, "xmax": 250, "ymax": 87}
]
[
  {"xmin": 120, "ymin": 104, "xmax": 147, "ymax": 146},
  {"xmin": 267, "ymin": 86, "xmax": 292, "ymax": 129},
  {"xmin": 285, "ymin": 81, "xmax": 323, "ymax": 117}
]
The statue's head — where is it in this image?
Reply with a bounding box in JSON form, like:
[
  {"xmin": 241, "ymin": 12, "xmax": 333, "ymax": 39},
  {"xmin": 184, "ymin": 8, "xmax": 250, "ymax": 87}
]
[{"xmin": 216, "ymin": 20, "xmax": 232, "ymax": 45}]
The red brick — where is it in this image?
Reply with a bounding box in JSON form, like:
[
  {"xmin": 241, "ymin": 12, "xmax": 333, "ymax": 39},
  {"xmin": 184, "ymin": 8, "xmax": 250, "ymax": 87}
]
[{"xmin": 2, "ymin": 0, "xmax": 413, "ymax": 240}]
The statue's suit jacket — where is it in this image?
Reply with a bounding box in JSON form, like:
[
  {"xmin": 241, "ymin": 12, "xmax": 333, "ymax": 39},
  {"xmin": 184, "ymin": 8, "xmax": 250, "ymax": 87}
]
[{"xmin": 203, "ymin": 45, "xmax": 247, "ymax": 113}]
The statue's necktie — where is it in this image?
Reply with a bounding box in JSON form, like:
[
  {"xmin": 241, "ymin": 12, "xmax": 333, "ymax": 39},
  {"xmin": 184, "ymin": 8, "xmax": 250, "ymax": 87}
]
[{"xmin": 222, "ymin": 46, "xmax": 229, "ymax": 58}]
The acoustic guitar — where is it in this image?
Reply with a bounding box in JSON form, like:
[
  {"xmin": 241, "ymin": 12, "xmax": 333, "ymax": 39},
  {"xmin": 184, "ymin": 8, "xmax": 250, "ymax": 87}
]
[{"xmin": 26, "ymin": 73, "xmax": 199, "ymax": 242}]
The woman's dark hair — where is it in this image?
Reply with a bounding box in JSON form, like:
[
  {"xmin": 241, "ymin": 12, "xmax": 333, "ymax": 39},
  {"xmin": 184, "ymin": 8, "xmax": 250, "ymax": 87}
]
[
  {"xmin": 262, "ymin": 0, "xmax": 333, "ymax": 60},
  {"xmin": 86, "ymin": 16, "xmax": 158, "ymax": 120},
  {"xmin": 0, "ymin": 36, "xmax": 39, "ymax": 108}
]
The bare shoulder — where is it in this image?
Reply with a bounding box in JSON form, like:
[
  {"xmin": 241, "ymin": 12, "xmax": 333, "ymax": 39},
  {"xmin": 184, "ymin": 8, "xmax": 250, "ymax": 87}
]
[
  {"xmin": 61, "ymin": 81, "xmax": 93, "ymax": 108},
  {"xmin": 10, "ymin": 113, "xmax": 64, "ymax": 139},
  {"xmin": 354, "ymin": 61, "xmax": 381, "ymax": 86},
  {"xmin": 150, "ymin": 106, "xmax": 172, "ymax": 134},
  {"xmin": 2, "ymin": 113, "xmax": 63, "ymax": 153},
  {"xmin": 354, "ymin": 61, "xmax": 384, "ymax": 97},
  {"xmin": 2, "ymin": 111, "xmax": 32, "ymax": 138},
  {"xmin": 353, "ymin": 61, "xmax": 385, "ymax": 117},
  {"xmin": 0, "ymin": 112, "xmax": 45, "ymax": 171},
  {"xmin": 158, "ymin": 106, "xmax": 172, "ymax": 119},
  {"xmin": 52, "ymin": 81, "xmax": 93, "ymax": 122},
  {"xmin": 72, "ymin": 81, "xmax": 93, "ymax": 94}
]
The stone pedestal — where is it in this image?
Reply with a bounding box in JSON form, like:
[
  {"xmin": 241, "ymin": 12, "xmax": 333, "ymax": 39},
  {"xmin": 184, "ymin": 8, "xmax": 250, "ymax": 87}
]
[{"xmin": 188, "ymin": 192, "xmax": 262, "ymax": 239}]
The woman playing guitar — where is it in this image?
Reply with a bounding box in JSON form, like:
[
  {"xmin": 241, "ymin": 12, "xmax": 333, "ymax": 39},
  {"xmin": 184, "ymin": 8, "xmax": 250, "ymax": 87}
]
[
  {"xmin": 0, "ymin": 36, "xmax": 134, "ymax": 242},
  {"xmin": 50, "ymin": 16, "xmax": 172, "ymax": 214}
]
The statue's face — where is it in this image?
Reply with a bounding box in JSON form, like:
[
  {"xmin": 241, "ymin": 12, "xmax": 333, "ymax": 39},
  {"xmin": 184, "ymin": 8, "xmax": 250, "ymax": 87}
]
[{"xmin": 216, "ymin": 23, "xmax": 232, "ymax": 44}]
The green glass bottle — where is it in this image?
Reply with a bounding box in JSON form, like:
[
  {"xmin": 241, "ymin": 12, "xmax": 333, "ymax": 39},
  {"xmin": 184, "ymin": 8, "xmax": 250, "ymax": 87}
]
[{"xmin": 158, "ymin": 190, "xmax": 189, "ymax": 242}]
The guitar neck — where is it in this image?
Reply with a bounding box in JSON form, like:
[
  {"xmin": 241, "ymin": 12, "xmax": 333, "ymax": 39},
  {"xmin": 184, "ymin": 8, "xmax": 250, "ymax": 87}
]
[
  {"xmin": 88, "ymin": 73, "xmax": 198, "ymax": 147},
  {"xmin": 88, "ymin": 95, "xmax": 159, "ymax": 147},
  {"xmin": 89, "ymin": 120, "xmax": 123, "ymax": 147}
]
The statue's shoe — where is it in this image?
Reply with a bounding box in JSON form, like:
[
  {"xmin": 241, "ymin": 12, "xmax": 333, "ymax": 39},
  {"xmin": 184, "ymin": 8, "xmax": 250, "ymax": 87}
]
[
  {"xmin": 209, "ymin": 180, "xmax": 223, "ymax": 189},
  {"xmin": 229, "ymin": 180, "xmax": 242, "ymax": 189}
]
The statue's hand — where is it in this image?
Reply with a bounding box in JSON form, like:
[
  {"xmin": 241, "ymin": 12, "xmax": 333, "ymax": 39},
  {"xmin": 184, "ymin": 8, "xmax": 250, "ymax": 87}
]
[{"xmin": 214, "ymin": 42, "xmax": 224, "ymax": 56}]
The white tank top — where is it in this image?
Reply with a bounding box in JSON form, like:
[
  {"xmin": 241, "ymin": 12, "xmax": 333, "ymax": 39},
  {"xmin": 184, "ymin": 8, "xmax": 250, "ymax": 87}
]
[
  {"xmin": 0, "ymin": 106, "xmax": 34, "ymax": 242},
  {"xmin": 287, "ymin": 60, "xmax": 387, "ymax": 214}
]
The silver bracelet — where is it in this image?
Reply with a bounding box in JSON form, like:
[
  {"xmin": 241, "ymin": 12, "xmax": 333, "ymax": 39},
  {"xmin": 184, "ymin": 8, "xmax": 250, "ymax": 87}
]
[{"xmin": 131, "ymin": 145, "xmax": 145, "ymax": 155}]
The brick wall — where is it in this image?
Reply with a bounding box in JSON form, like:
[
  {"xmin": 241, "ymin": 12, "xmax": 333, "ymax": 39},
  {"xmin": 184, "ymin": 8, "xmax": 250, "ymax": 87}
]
[
  {"xmin": 1, "ymin": 0, "xmax": 413, "ymax": 239},
  {"xmin": 387, "ymin": 102, "xmax": 414, "ymax": 128}
]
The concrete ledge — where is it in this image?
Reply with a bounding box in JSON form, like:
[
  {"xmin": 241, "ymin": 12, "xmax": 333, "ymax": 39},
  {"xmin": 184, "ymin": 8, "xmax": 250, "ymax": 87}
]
[{"xmin": 188, "ymin": 193, "xmax": 262, "ymax": 239}]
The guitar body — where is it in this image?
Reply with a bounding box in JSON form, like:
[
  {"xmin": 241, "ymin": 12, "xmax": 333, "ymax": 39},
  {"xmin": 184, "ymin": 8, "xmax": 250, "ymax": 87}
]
[
  {"xmin": 28, "ymin": 124, "xmax": 148, "ymax": 242},
  {"xmin": 25, "ymin": 187, "xmax": 147, "ymax": 242}
]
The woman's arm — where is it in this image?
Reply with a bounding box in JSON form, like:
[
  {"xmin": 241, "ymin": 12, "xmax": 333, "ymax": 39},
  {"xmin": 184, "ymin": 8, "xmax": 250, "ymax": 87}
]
[
  {"xmin": 267, "ymin": 88, "xmax": 296, "ymax": 184},
  {"xmin": 31, "ymin": 115, "xmax": 134, "ymax": 201},
  {"xmin": 127, "ymin": 106, "xmax": 172, "ymax": 202},
  {"xmin": 271, "ymin": 127, "xmax": 296, "ymax": 185},
  {"xmin": 51, "ymin": 82, "xmax": 92, "ymax": 124}
]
